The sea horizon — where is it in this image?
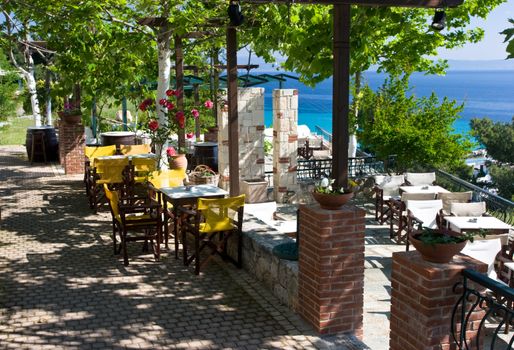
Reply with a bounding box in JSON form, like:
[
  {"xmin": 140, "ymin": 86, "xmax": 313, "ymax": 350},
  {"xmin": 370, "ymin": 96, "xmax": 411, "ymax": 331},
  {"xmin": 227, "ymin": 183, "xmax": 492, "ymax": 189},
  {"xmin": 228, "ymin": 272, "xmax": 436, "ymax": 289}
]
[{"xmin": 255, "ymin": 69, "xmax": 514, "ymax": 140}]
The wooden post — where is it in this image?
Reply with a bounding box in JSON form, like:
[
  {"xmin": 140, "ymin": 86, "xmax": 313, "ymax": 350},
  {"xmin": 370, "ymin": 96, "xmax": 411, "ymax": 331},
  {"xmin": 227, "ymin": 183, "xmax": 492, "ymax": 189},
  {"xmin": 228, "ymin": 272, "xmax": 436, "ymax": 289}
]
[
  {"xmin": 175, "ymin": 35, "xmax": 186, "ymax": 152},
  {"xmin": 193, "ymin": 66, "xmax": 201, "ymax": 141},
  {"xmin": 332, "ymin": 4, "xmax": 350, "ymax": 189},
  {"xmin": 227, "ymin": 26, "xmax": 240, "ymax": 196}
]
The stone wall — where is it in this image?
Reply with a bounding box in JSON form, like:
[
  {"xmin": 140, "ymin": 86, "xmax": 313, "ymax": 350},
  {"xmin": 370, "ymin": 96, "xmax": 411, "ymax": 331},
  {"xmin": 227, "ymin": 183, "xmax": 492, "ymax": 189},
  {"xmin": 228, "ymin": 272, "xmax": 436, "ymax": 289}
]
[
  {"xmin": 227, "ymin": 213, "xmax": 299, "ymax": 311},
  {"xmin": 217, "ymin": 88, "xmax": 265, "ymax": 191},
  {"xmin": 273, "ymin": 89, "xmax": 298, "ymax": 203},
  {"xmin": 59, "ymin": 122, "xmax": 85, "ymax": 174}
]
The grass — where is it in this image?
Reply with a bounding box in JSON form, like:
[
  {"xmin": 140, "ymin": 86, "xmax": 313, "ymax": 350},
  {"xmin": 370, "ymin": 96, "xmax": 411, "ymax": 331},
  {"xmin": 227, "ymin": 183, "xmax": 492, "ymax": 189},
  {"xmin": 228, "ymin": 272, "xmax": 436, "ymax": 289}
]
[{"xmin": 0, "ymin": 116, "xmax": 35, "ymax": 145}]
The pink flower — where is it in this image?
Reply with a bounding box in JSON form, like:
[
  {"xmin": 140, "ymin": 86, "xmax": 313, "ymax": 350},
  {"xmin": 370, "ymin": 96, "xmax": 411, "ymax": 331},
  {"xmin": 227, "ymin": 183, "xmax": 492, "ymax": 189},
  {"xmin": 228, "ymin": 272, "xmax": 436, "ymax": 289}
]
[
  {"xmin": 139, "ymin": 102, "xmax": 147, "ymax": 111},
  {"xmin": 148, "ymin": 119, "xmax": 159, "ymax": 131},
  {"xmin": 166, "ymin": 146, "xmax": 177, "ymax": 156},
  {"xmin": 176, "ymin": 111, "xmax": 185, "ymax": 128},
  {"xmin": 191, "ymin": 109, "xmax": 200, "ymax": 118},
  {"xmin": 165, "ymin": 89, "xmax": 174, "ymax": 96},
  {"xmin": 186, "ymin": 132, "xmax": 194, "ymax": 139},
  {"xmin": 204, "ymin": 100, "xmax": 214, "ymax": 109},
  {"xmin": 159, "ymin": 98, "xmax": 167, "ymax": 106},
  {"xmin": 166, "ymin": 102, "xmax": 175, "ymax": 110}
]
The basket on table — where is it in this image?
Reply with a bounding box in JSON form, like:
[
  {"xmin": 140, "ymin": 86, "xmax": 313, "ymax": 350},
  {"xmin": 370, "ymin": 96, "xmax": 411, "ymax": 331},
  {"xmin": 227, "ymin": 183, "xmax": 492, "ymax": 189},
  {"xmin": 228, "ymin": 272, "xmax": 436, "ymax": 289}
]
[{"xmin": 188, "ymin": 165, "xmax": 219, "ymax": 186}]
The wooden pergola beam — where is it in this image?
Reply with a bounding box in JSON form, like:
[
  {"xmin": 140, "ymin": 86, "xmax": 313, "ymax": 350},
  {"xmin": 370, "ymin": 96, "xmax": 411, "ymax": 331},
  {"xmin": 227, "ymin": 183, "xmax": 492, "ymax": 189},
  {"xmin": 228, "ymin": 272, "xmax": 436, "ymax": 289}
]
[{"xmin": 246, "ymin": 0, "xmax": 462, "ymax": 7}]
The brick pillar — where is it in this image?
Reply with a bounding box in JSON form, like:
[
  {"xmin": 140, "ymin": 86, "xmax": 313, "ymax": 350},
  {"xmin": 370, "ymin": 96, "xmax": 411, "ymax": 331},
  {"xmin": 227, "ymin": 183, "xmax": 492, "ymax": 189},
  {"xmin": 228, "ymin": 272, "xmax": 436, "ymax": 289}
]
[
  {"xmin": 273, "ymin": 89, "xmax": 298, "ymax": 203},
  {"xmin": 217, "ymin": 88, "xmax": 265, "ymax": 191},
  {"xmin": 298, "ymin": 204, "xmax": 365, "ymax": 336},
  {"xmin": 390, "ymin": 252, "xmax": 487, "ymax": 350},
  {"xmin": 59, "ymin": 122, "xmax": 85, "ymax": 174}
]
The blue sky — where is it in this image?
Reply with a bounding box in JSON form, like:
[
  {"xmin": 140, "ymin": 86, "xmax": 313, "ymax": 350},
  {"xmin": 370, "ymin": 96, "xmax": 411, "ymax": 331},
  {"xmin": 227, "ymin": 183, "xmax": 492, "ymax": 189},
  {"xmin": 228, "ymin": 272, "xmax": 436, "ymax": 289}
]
[{"xmin": 439, "ymin": 0, "xmax": 513, "ymax": 60}]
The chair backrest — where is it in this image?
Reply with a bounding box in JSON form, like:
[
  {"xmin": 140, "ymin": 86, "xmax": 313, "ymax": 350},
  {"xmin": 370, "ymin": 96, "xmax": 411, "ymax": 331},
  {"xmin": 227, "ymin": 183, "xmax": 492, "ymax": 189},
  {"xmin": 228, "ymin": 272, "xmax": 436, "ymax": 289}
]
[
  {"xmin": 120, "ymin": 144, "xmax": 151, "ymax": 155},
  {"xmin": 103, "ymin": 184, "xmax": 120, "ymax": 218},
  {"xmin": 401, "ymin": 192, "xmax": 436, "ymax": 201},
  {"xmin": 406, "ymin": 199, "xmax": 443, "ymax": 229},
  {"xmin": 437, "ymin": 191, "xmax": 473, "ymax": 214},
  {"xmin": 132, "ymin": 157, "xmax": 157, "ymax": 174},
  {"xmin": 450, "ymin": 202, "xmax": 487, "ymax": 217},
  {"xmin": 85, "ymin": 145, "xmax": 117, "ymax": 162},
  {"xmin": 405, "ymin": 172, "xmax": 436, "ymax": 186},
  {"xmin": 197, "ymin": 195, "xmax": 245, "ymax": 233},
  {"xmin": 461, "ymin": 238, "xmax": 502, "ymax": 280},
  {"xmin": 374, "ymin": 174, "xmax": 404, "ymax": 197},
  {"xmin": 148, "ymin": 169, "xmax": 187, "ymax": 189},
  {"xmin": 95, "ymin": 157, "xmax": 130, "ymax": 184}
]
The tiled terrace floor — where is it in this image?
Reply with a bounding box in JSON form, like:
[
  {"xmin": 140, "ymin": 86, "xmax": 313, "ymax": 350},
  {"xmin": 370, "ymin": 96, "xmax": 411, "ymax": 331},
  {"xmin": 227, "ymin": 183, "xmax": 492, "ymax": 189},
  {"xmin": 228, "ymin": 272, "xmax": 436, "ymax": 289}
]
[{"xmin": 0, "ymin": 145, "xmax": 373, "ymax": 349}]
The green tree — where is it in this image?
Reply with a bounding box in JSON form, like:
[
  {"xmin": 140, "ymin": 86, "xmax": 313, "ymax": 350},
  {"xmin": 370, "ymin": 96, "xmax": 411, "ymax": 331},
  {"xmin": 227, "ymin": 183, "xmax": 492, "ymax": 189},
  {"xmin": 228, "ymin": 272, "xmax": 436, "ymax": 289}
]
[
  {"xmin": 470, "ymin": 117, "xmax": 514, "ymax": 164},
  {"xmin": 357, "ymin": 76, "xmax": 472, "ymax": 171},
  {"xmin": 489, "ymin": 165, "xmax": 514, "ymax": 200},
  {"xmin": 0, "ymin": 50, "xmax": 19, "ymax": 121},
  {"xmin": 502, "ymin": 18, "xmax": 514, "ymax": 59}
]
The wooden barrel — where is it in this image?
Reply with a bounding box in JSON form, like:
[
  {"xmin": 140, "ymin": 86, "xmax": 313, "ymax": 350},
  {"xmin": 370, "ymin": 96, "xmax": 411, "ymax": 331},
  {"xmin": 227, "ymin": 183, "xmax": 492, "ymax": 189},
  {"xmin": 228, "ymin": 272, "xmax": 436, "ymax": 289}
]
[
  {"xmin": 25, "ymin": 126, "xmax": 59, "ymax": 162},
  {"xmin": 193, "ymin": 142, "xmax": 218, "ymax": 172},
  {"xmin": 100, "ymin": 131, "xmax": 136, "ymax": 146}
]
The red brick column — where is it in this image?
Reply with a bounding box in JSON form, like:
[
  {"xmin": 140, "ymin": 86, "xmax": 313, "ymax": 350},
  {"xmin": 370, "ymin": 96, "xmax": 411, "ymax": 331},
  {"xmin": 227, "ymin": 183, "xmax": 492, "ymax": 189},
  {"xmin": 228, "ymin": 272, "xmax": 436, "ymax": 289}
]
[
  {"xmin": 59, "ymin": 122, "xmax": 85, "ymax": 174},
  {"xmin": 390, "ymin": 252, "xmax": 487, "ymax": 350},
  {"xmin": 298, "ymin": 204, "xmax": 365, "ymax": 336}
]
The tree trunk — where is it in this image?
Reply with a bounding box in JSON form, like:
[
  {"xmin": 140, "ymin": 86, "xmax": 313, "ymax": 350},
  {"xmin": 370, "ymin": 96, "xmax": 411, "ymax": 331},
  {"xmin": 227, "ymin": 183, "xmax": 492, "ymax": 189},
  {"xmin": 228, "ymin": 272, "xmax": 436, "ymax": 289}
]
[
  {"xmin": 156, "ymin": 22, "xmax": 172, "ymax": 169},
  {"xmin": 25, "ymin": 53, "xmax": 42, "ymax": 126},
  {"xmin": 348, "ymin": 71, "xmax": 362, "ymax": 158},
  {"xmin": 45, "ymin": 69, "xmax": 52, "ymax": 126}
]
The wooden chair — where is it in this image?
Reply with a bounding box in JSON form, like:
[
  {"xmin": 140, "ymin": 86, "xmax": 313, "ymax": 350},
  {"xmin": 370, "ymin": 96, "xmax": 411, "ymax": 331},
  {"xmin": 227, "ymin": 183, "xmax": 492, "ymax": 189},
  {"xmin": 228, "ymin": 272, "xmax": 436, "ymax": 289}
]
[
  {"xmin": 436, "ymin": 191, "xmax": 473, "ymax": 227},
  {"xmin": 104, "ymin": 184, "xmax": 162, "ymax": 266},
  {"xmin": 84, "ymin": 145, "xmax": 117, "ymax": 198},
  {"xmin": 389, "ymin": 192, "xmax": 436, "ymax": 242},
  {"xmin": 179, "ymin": 194, "xmax": 245, "ymax": 275},
  {"xmin": 122, "ymin": 157, "xmax": 157, "ymax": 199},
  {"xmin": 404, "ymin": 172, "xmax": 436, "ymax": 186},
  {"xmin": 449, "ymin": 201, "xmax": 488, "ymax": 217},
  {"xmin": 373, "ymin": 174, "xmax": 404, "ymax": 224},
  {"xmin": 89, "ymin": 157, "xmax": 129, "ymax": 212},
  {"xmin": 119, "ymin": 144, "xmax": 151, "ymax": 155},
  {"xmin": 404, "ymin": 199, "xmax": 443, "ymax": 250},
  {"xmin": 147, "ymin": 169, "xmax": 187, "ymax": 253}
]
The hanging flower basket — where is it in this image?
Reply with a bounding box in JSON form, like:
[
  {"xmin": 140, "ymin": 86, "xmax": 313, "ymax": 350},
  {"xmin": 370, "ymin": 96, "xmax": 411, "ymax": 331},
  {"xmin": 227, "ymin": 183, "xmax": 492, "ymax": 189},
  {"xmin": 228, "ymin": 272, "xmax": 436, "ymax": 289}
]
[{"xmin": 189, "ymin": 165, "xmax": 219, "ymax": 186}]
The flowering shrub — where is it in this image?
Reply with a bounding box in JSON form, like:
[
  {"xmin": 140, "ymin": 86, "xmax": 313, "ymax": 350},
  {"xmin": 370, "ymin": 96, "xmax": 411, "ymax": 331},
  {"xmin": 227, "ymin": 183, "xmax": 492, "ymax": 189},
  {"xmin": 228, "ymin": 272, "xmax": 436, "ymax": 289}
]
[
  {"xmin": 139, "ymin": 90, "xmax": 214, "ymax": 160},
  {"xmin": 58, "ymin": 101, "xmax": 82, "ymax": 117}
]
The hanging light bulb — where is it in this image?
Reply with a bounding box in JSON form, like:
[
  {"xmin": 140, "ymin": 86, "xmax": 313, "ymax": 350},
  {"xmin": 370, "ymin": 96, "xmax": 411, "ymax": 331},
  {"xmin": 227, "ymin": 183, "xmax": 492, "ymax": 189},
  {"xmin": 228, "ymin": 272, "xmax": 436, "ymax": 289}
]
[{"xmin": 431, "ymin": 9, "xmax": 446, "ymax": 31}]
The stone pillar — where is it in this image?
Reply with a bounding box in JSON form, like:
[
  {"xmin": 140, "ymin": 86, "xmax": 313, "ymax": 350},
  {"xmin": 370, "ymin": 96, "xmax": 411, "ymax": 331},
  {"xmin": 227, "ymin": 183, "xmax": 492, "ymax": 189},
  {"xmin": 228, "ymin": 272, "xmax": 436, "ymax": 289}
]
[
  {"xmin": 273, "ymin": 89, "xmax": 298, "ymax": 203},
  {"xmin": 217, "ymin": 88, "xmax": 265, "ymax": 191},
  {"xmin": 298, "ymin": 204, "xmax": 365, "ymax": 336},
  {"xmin": 59, "ymin": 122, "xmax": 85, "ymax": 174},
  {"xmin": 390, "ymin": 252, "xmax": 487, "ymax": 350}
]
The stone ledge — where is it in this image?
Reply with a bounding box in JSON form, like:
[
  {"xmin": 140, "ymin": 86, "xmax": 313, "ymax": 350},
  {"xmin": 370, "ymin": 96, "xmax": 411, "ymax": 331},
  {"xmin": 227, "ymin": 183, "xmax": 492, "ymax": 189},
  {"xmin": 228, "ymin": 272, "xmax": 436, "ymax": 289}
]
[{"xmin": 227, "ymin": 211, "xmax": 299, "ymax": 311}]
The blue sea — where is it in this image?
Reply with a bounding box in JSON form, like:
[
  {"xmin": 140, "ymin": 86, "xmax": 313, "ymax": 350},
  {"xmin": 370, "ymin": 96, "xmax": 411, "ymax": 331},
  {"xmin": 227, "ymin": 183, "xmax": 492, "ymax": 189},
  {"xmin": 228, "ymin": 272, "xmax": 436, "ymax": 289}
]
[{"xmin": 257, "ymin": 70, "xmax": 514, "ymax": 138}]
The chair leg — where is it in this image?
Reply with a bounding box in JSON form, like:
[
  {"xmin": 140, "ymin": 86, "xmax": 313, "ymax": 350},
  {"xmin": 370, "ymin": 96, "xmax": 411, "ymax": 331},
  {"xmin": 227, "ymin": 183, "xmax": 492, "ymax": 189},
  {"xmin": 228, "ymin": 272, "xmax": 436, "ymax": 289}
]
[
  {"xmin": 122, "ymin": 230, "xmax": 129, "ymax": 266},
  {"xmin": 194, "ymin": 230, "xmax": 200, "ymax": 275},
  {"xmin": 112, "ymin": 222, "xmax": 118, "ymax": 255}
]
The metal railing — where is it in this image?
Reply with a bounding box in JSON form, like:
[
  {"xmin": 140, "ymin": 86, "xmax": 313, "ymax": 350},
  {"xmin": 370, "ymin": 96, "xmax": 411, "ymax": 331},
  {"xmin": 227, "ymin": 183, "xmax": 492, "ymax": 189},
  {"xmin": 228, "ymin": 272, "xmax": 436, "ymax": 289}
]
[
  {"xmin": 436, "ymin": 169, "xmax": 514, "ymax": 225},
  {"xmin": 451, "ymin": 269, "xmax": 514, "ymax": 349}
]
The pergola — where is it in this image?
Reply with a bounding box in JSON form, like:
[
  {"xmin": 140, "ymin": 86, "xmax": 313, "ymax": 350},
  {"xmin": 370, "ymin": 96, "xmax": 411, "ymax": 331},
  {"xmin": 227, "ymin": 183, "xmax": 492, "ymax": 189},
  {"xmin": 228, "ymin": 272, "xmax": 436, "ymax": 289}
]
[{"xmin": 225, "ymin": 0, "xmax": 463, "ymax": 196}]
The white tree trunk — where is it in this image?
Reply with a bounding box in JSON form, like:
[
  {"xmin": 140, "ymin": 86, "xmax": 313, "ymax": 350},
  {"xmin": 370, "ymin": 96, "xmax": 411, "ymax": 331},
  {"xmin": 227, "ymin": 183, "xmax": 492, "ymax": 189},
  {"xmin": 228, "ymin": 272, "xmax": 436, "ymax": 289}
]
[
  {"xmin": 348, "ymin": 133, "xmax": 357, "ymax": 158},
  {"xmin": 25, "ymin": 48, "xmax": 42, "ymax": 126},
  {"xmin": 156, "ymin": 23, "xmax": 172, "ymax": 169}
]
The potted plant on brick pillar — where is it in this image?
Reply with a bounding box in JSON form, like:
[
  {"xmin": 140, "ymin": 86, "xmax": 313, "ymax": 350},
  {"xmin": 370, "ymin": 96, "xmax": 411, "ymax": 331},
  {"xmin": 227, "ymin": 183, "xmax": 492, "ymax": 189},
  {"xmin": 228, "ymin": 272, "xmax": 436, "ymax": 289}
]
[
  {"xmin": 311, "ymin": 177, "xmax": 354, "ymax": 210},
  {"xmin": 409, "ymin": 227, "xmax": 484, "ymax": 263},
  {"xmin": 58, "ymin": 102, "xmax": 82, "ymax": 125}
]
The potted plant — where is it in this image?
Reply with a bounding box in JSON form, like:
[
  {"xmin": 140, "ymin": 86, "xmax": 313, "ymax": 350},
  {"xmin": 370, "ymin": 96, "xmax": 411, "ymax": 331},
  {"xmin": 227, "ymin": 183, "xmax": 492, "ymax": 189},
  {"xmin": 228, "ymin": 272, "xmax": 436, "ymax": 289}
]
[
  {"xmin": 311, "ymin": 177, "xmax": 355, "ymax": 210},
  {"xmin": 57, "ymin": 102, "xmax": 82, "ymax": 124},
  {"xmin": 409, "ymin": 227, "xmax": 485, "ymax": 263}
]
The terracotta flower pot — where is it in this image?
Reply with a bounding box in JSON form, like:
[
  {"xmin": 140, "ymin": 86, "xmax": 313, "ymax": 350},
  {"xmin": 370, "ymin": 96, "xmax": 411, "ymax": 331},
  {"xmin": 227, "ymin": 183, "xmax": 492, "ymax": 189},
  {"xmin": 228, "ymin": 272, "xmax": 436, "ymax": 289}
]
[
  {"xmin": 59, "ymin": 113, "xmax": 82, "ymax": 125},
  {"xmin": 409, "ymin": 229, "xmax": 467, "ymax": 264},
  {"xmin": 311, "ymin": 191, "xmax": 353, "ymax": 210},
  {"xmin": 168, "ymin": 154, "xmax": 188, "ymax": 171}
]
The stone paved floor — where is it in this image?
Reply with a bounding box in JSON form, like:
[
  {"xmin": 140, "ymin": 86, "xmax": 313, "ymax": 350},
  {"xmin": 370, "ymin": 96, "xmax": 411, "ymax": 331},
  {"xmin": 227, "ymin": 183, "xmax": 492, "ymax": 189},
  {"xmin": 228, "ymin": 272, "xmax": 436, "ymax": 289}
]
[{"xmin": 0, "ymin": 145, "xmax": 368, "ymax": 350}]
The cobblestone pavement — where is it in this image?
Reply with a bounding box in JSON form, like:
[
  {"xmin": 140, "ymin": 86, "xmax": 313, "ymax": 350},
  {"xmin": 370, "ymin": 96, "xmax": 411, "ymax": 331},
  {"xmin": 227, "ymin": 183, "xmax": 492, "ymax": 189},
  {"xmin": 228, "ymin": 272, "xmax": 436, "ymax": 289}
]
[{"xmin": 0, "ymin": 146, "xmax": 367, "ymax": 350}]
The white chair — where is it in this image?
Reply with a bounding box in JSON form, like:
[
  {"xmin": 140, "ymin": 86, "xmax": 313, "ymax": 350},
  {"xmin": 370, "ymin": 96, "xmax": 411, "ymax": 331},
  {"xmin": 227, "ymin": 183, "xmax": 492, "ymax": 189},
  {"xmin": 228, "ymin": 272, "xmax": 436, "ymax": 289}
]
[
  {"xmin": 405, "ymin": 172, "xmax": 436, "ymax": 186},
  {"xmin": 405, "ymin": 199, "xmax": 443, "ymax": 250},
  {"xmin": 449, "ymin": 202, "xmax": 487, "ymax": 217},
  {"xmin": 373, "ymin": 174, "xmax": 404, "ymax": 224},
  {"xmin": 437, "ymin": 191, "xmax": 473, "ymax": 216},
  {"xmin": 462, "ymin": 238, "xmax": 504, "ymax": 280}
]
